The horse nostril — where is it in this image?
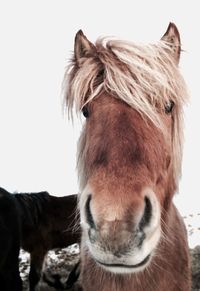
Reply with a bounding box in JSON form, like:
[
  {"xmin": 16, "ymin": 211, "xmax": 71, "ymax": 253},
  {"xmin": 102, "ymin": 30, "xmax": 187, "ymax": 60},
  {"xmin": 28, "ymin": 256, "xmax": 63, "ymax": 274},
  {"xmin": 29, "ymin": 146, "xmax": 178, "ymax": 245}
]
[
  {"xmin": 139, "ymin": 196, "xmax": 152, "ymax": 230},
  {"xmin": 85, "ymin": 195, "xmax": 96, "ymax": 229}
]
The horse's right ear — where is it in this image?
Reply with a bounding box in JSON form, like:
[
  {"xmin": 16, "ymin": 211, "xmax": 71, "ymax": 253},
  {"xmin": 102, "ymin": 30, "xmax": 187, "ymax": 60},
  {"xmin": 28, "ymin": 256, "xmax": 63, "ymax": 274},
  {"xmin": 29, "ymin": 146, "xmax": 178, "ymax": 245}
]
[
  {"xmin": 74, "ymin": 30, "xmax": 96, "ymax": 66},
  {"xmin": 161, "ymin": 23, "xmax": 181, "ymax": 64}
]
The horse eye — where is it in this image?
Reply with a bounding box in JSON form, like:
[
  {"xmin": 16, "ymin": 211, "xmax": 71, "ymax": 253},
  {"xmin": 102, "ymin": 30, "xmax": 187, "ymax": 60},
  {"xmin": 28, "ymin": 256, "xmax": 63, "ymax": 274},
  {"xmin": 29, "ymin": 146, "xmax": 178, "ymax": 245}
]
[
  {"xmin": 165, "ymin": 100, "xmax": 175, "ymax": 114},
  {"xmin": 82, "ymin": 106, "xmax": 90, "ymax": 118}
]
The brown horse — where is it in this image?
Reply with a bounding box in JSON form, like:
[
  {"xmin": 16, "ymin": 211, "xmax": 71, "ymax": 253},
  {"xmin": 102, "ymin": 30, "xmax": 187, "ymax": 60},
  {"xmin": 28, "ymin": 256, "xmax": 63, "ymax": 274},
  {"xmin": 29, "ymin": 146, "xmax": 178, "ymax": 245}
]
[{"xmin": 64, "ymin": 23, "xmax": 191, "ymax": 291}]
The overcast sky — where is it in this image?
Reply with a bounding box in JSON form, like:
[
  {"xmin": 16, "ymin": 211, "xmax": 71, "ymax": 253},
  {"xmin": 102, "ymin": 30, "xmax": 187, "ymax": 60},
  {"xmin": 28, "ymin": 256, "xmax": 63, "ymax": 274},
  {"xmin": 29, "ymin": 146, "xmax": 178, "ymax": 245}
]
[{"xmin": 0, "ymin": 1, "xmax": 199, "ymax": 246}]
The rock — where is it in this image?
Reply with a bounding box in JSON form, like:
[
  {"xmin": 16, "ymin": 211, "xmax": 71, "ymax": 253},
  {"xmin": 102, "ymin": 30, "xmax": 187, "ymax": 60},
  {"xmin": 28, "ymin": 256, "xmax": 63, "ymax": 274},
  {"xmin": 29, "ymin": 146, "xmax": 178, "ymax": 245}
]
[{"xmin": 191, "ymin": 246, "xmax": 200, "ymax": 291}]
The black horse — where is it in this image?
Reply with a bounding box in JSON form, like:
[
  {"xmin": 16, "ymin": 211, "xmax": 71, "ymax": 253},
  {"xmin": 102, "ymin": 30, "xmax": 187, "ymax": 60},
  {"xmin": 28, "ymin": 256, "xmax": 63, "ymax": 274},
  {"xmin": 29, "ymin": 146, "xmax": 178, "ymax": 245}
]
[
  {"xmin": 15, "ymin": 190, "xmax": 81, "ymax": 290},
  {"xmin": 0, "ymin": 187, "xmax": 81, "ymax": 291},
  {"xmin": 0, "ymin": 187, "xmax": 22, "ymax": 291}
]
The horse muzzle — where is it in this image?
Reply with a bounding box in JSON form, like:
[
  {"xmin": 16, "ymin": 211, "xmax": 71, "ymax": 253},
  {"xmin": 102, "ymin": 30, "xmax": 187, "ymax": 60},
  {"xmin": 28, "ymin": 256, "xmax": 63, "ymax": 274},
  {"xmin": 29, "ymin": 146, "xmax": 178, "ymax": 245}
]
[{"xmin": 80, "ymin": 189, "xmax": 161, "ymax": 274}]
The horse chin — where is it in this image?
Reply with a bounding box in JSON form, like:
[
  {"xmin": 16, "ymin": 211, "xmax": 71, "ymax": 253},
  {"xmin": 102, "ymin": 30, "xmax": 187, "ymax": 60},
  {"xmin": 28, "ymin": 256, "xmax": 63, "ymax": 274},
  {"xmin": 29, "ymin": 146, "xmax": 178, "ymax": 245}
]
[{"xmin": 95, "ymin": 254, "xmax": 152, "ymax": 274}]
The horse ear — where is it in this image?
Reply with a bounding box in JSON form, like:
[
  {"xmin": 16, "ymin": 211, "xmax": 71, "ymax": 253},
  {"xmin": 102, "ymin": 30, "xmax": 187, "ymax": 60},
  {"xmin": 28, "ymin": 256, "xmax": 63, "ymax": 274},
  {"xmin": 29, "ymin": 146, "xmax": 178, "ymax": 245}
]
[
  {"xmin": 74, "ymin": 30, "xmax": 96, "ymax": 65},
  {"xmin": 161, "ymin": 23, "xmax": 181, "ymax": 64}
]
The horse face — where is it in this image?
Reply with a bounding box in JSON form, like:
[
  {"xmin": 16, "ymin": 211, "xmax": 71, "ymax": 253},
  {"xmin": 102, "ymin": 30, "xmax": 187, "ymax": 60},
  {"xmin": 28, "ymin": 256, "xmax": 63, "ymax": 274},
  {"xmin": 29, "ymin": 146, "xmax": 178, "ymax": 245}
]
[
  {"xmin": 78, "ymin": 94, "xmax": 174, "ymax": 274},
  {"xmin": 65, "ymin": 23, "xmax": 186, "ymax": 276}
]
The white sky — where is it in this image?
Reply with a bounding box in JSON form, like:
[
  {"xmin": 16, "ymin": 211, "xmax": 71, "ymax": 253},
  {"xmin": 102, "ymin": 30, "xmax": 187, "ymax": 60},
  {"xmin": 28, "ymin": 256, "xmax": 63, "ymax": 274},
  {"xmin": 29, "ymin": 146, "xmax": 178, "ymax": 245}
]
[{"xmin": 0, "ymin": 1, "xmax": 199, "ymax": 245}]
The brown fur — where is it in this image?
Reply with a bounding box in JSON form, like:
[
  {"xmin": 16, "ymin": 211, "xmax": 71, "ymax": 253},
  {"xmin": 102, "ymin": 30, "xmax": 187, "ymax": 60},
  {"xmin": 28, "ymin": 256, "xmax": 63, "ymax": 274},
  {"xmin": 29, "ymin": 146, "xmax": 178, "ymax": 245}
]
[
  {"xmin": 64, "ymin": 23, "xmax": 191, "ymax": 291},
  {"xmin": 78, "ymin": 97, "xmax": 190, "ymax": 290}
]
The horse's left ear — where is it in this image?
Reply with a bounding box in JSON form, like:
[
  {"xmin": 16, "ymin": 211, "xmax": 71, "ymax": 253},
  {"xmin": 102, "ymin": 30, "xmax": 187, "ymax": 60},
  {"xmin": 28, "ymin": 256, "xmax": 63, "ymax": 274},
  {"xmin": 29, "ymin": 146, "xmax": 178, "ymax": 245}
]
[
  {"xmin": 74, "ymin": 30, "xmax": 96, "ymax": 66},
  {"xmin": 161, "ymin": 23, "xmax": 181, "ymax": 64}
]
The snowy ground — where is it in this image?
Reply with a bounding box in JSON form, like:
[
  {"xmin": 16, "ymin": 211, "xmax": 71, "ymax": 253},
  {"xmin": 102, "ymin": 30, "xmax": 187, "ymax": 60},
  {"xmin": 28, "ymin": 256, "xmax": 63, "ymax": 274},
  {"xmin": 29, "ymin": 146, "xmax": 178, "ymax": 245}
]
[
  {"xmin": 183, "ymin": 212, "xmax": 200, "ymax": 248},
  {"xmin": 19, "ymin": 244, "xmax": 80, "ymax": 291}
]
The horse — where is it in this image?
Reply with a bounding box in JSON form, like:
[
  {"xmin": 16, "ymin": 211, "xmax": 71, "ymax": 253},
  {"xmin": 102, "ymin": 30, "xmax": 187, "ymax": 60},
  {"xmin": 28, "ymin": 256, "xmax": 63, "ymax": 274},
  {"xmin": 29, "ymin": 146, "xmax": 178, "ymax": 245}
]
[
  {"xmin": 15, "ymin": 190, "xmax": 81, "ymax": 290},
  {"xmin": 63, "ymin": 23, "xmax": 191, "ymax": 291},
  {"xmin": 0, "ymin": 187, "xmax": 81, "ymax": 291},
  {"xmin": 0, "ymin": 187, "xmax": 22, "ymax": 291}
]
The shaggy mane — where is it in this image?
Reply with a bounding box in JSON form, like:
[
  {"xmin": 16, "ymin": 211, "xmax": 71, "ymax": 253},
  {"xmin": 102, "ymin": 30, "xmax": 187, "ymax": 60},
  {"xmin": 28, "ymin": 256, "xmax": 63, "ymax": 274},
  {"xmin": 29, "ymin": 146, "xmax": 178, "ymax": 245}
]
[{"xmin": 63, "ymin": 36, "xmax": 189, "ymax": 186}]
